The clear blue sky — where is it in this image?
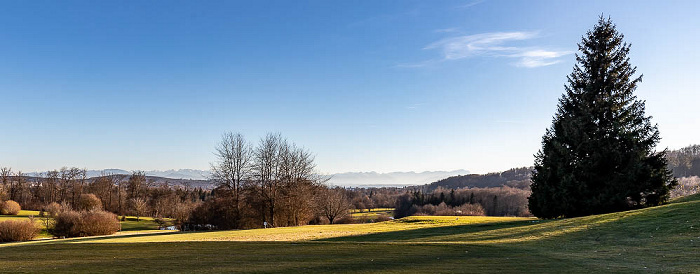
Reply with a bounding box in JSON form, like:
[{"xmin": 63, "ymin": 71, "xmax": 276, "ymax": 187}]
[{"xmin": 1, "ymin": 0, "xmax": 698, "ymax": 174}]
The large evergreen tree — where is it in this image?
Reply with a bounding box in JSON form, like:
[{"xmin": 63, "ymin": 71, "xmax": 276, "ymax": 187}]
[{"xmin": 528, "ymin": 17, "xmax": 676, "ymax": 219}]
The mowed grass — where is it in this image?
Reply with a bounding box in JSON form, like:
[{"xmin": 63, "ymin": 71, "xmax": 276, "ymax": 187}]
[
  {"xmin": 350, "ymin": 207, "xmax": 393, "ymax": 216},
  {"xmin": 350, "ymin": 208, "xmax": 394, "ymax": 221},
  {"xmin": 0, "ymin": 210, "xmax": 166, "ymax": 241},
  {"xmin": 1, "ymin": 195, "xmax": 699, "ymax": 273},
  {"xmin": 70, "ymin": 216, "xmax": 531, "ymax": 243},
  {"xmin": 0, "ymin": 210, "xmax": 53, "ymax": 238}
]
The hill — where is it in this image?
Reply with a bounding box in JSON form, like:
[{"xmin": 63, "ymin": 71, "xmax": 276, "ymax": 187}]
[
  {"xmin": 667, "ymin": 144, "xmax": 700, "ymax": 177},
  {"xmin": 422, "ymin": 167, "xmax": 533, "ymax": 191},
  {"xmin": 328, "ymin": 170, "xmax": 470, "ymax": 187},
  {"xmin": 1, "ymin": 194, "xmax": 697, "ymax": 272},
  {"xmin": 418, "ymin": 144, "xmax": 700, "ymax": 192}
]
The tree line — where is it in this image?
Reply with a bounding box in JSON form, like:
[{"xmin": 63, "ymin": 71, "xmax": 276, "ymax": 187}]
[
  {"xmin": 188, "ymin": 132, "xmax": 351, "ymax": 229},
  {"xmin": 394, "ymin": 186, "xmax": 531, "ymax": 218},
  {"xmin": 0, "ymin": 167, "xmax": 204, "ymax": 225}
]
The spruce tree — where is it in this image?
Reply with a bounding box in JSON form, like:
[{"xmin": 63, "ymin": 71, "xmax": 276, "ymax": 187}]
[{"xmin": 528, "ymin": 17, "xmax": 676, "ymax": 219}]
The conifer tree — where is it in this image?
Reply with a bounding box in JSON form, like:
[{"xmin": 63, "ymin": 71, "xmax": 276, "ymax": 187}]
[{"xmin": 528, "ymin": 17, "xmax": 676, "ymax": 219}]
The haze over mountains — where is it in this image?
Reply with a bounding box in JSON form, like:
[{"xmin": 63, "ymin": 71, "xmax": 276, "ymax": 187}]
[
  {"xmin": 25, "ymin": 169, "xmax": 471, "ymax": 187},
  {"xmin": 26, "ymin": 169, "xmax": 212, "ymax": 181},
  {"xmin": 326, "ymin": 170, "xmax": 470, "ymax": 187}
]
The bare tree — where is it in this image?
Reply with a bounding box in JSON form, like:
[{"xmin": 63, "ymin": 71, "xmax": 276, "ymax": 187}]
[
  {"xmin": 277, "ymin": 142, "xmax": 319, "ymax": 226},
  {"xmin": 14, "ymin": 171, "xmax": 29, "ymax": 206},
  {"xmin": 111, "ymin": 174, "xmax": 127, "ymax": 216},
  {"xmin": 58, "ymin": 167, "xmax": 81, "ymax": 205},
  {"xmin": 91, "ymin": 172, "xmax": 113, "ymax": 211},
  {"xmin": 212, "ymin": 132, "xmax": 253, "ymax": 212},
  {"xmin": 1, "ymin": 168, "xmax": 13, "ymax": 201},
  {"xmin": 253, "ymin": 133, "xmax": 283, "ymax": 226},
  {"xmin": 317, "ymin": 187, "xmax": 351, "ymax": 224},
  {"xmin": 130, "ymin": 197, "xmax": 148, "ymax": 221},
  {"xmin": 127, "ymin": 171, "xmax": 147, "ymax": 200}
]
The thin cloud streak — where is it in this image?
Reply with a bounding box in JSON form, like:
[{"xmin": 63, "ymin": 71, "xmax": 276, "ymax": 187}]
[
  {"xmin": 425, "ymin": 31, "xmax": 538, "ymax": 60},
  {"xmin": 418, "ymin": 31, "xmax": 571, "ymax": 68},
  {"xmin": 455, "ymin": 0, "xmax": 485, "ymax": 9},
  {"xmin": 511, "ymin": 49, "xmax": 574, "ymax": 68}
]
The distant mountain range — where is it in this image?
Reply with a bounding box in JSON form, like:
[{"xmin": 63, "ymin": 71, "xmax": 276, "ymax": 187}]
[
  {"xmin": 26, "ymin": 169, "xmax": 213, "ymax": 181},
  {"xmin": 326, "ymin": 170, "xmax": 470, "ymax": 187},
  {"xmin": 25, "ymin": 168, "xmax": 470, "ymax": 187}
]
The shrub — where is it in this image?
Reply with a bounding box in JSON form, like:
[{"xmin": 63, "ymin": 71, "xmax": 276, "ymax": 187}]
[
  {"xmin": 45, "ymin": 202, "xmax": 66, "ymax": 218},
  {"xmin": 0, "ymin": 219, "xmax": 39, "ymax": 242},
  {"xmin": 51, "ymin": 210, "xmax": 120, "ymax": 238},
  {"xmin": 77, "ymin": 194, "xmax": 102, "ymax": 211},
  {"xmin": 671, "ymin": 176, "xmax": 700, "ymax": 199},
  {"xmin": 453, "ymin": 203, "xmax": 486, "ymax": 216},
  {"xmin": 409, "ymin": 202, "xmax": 486, "ymax": 217},
  {"xmin": 52, "ymin": 210, "xmax": 82, "ymax": 237},
  {"xmin": 375, "ymin": 215, "xmax": 392, "ymax": 222},
  {"xmin": 80, "ymin": 211, "xmax": 120, "ymax": 236},
  {"xmin": 188, "ymin": 196, "xmax": 241, "ymax": 229},
  {"xmin": 1, "ymin": 200, "xmax": 21, "ymax": 215},
  {"xmin": 333, "ymin": 215, "xmax": 357, "ymax": 224}
]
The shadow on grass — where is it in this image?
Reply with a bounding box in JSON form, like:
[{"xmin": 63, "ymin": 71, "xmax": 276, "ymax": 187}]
[
  {"xmin": 0, "ymin": 241, "xmax": 602, "ymax": 273},
  {"xmin": 7, "ymin": 240, "xmax": 674, "ymax": 273},
  {"xmin": 320, "ymin": 199, "xmax": 700, "ymax": 245},
  {"xmin": 318, "ymin": 220, "xmax": 540, "ymax": 243},
  {"xmin": 0, "ymin": 231, "xmax": 183, "ymax": 247}
]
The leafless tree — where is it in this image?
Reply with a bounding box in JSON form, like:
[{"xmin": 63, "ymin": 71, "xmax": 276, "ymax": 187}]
[
  {"xmin": 127, "ymin": 171, "xmax": 148, "ymax": 200},
  {"xmin": 277, "ymin": 142, "xmax": 319, "ymax": 226},
  {"xmin": 317, "ymin": 187, "xmax": 351, "ymax": 224},
  {"xmin": 130, "ymin": 197, "xmax": 148, "ymax": 221},
  {"xmin": 212, "ymin": 132, "xmax": 253, "ymax": 212},
  {"xmin": 0, "ymin": 167, "xmax": 11, "ymax": 201},
  {"xmin": 40, "ymin": 170, "xmax": 60, "ymax": 205},
  {"xmin": 253, "ymin": 133, "xmax": 283, "ymax": 226}
]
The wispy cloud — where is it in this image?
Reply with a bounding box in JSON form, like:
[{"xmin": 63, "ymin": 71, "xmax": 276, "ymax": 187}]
[
  {"xmin": 434, "ymin": 27, "xmax": 460, "ymax": 33},
  {"xmin": 455, "ymin": 0, "xmax": 485, "ymax": 9},
  {"xmin": 417, "ymin": 31, "xmax": 571, "ymax": 68},
  {"xmin": 425, "ymin": 31, "xmax": 538, "ymax": 60},
  {"xmin": 510, "ymin": 49, "xmax": 573, "ymax": 68}
]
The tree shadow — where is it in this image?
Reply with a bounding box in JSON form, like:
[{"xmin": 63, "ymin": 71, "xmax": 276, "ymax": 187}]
[{"xmin": 317, "ymin": 219, "xmax": 541, "ymax": 243}]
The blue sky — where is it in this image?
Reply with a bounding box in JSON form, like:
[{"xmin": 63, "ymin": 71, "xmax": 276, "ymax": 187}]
[{"xmin": 1, "ymin": 0, "xmax": 698, "ymax": 174}]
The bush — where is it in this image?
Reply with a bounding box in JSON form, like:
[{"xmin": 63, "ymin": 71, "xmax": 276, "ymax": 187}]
[
  {"xmin": 1, "ymin": 200, "xmax": 21, "ymax": 215},
  {"xmin": 51, "ymin": 210, "xmax": 120, "ymax": 238},
  {"xmin": 45, "ymin": 202, "xmax": 66, "ymax": 218},
  {"xmin": 188, "ymin": 196, "xmax": 241, "ymax": 229},
  {"xmin": 453, "ymin": 203, "xmax": 486, "ymax": 216},
  {"xmin": 52, "ymin": 210, "xmax": 82, "ymax": 237},
  {"xmin": 375, "ymin": 215, "xmax": 392, "ymax": 222},
  {"xmin": 80, "ymin": 211, "xmax": 120, "ymax": 236},
  {"xmin": 77, "ymin": 194, "xmax": 102, "ymax": 211},
  {"xmin": 409, "ymin": 202, "xmax": 486, "ymax": 217},
  {"xmin": 671, "ymin": 176, "xmax": 700, "ymax": 199},
  {"xmin": 0, "ymin": 219, "xmax": 39, "ymax": 242},
  {"xmin": 333, "ymin": 215, "xmax": 357, "ymax": 224}
]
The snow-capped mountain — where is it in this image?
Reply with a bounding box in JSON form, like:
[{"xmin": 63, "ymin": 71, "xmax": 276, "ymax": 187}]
[{"xmin": 25, "ymin": 169, "xmax": 469, "ymax": 187}]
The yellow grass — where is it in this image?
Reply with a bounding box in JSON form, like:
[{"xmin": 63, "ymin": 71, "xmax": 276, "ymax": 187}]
[{"xmin": 64, "ymin": 216, "xmax": 532, "ymax": 244}]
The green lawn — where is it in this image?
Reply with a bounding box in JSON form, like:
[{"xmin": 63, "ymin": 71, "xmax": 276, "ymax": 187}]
[
  {"xmin": 350, "ymin": 208, "xmax": 394, "ymax": 221},
  {"xmin": 1, "ymin": 195, "xmax": 699, "ymax": 273},
  {"xmin": 0, "ymin": 211, "xmax": 166, "ymax": 240}
]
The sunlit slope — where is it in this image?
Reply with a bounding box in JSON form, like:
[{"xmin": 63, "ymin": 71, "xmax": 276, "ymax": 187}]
[
  {"xmin": 77, "ymin": 193, "xmax": 700, "ymax": 246},
  {"xmin": 1, "ymin": 195, "xmax": 698, "ymax": 273},
  {"xmin": 68, "ymin": 216, "xmax": 533, "ymax": 243},
  {"xmin": 328, "ymin": 193, "xmax": 700, "ymax": 245}
]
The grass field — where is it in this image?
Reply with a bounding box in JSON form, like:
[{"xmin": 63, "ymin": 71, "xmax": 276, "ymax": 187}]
[
  {"xmin": 350, "ymin": 208, "xmax": 394, "ymax": 221},
  {"xmin": 0, "ymin": 210, "xmax": 166, "ymax": 240},
  {"xmin": 1, "ymin": 195, "xmax": 698, "ymax": 273}
]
